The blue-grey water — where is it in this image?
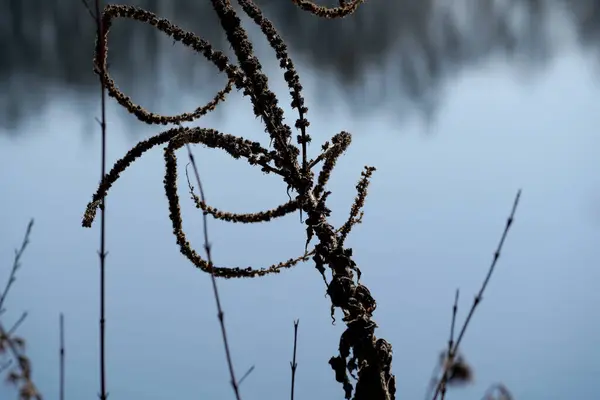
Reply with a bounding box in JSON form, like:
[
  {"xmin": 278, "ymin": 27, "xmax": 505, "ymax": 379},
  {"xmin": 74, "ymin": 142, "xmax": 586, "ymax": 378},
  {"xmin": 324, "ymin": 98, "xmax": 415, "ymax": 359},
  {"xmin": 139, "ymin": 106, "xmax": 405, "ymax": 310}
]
[{"xmin": 1, "ymin": 2, "xmax": 600, "ymax": 400}]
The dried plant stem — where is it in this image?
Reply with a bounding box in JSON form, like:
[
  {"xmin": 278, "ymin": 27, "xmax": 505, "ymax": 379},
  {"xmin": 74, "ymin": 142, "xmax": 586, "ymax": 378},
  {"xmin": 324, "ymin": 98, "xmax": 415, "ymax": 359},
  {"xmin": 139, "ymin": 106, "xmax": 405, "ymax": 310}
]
[
  {"xmin": 80, "ymin": 0, "xmax": 110, "ymax": 397},
  {"xmin": 237, "ymin": 365, "xmax": 255, "ymax": 386},
  {"xmin": 0, "ymin": 219, "xmax": 41, "ymax": 399},
  {"xmin": 481, "ymin": 383, "xmax": 513, "ymax": 400},
  {"xmin": 82, "ymin": 3, "xmax": 391, "ymax": 398},
  {"xmin": 59, "ymin": 313, "xmax": 65, "ymax": 400},
  {"xmin": 290, "ymin": 319, "xmax": 299, "ymax": 400},
  {"xmin": 7, "ymin": 312, "xmax": 27, "ymax": 336},
  {"xmin": 432, "ymin": 189, "xmax": 522, "ymax": 400},
  {"xmin": 0, "ymin": 219, "xmax": 34, "ymax": 314},
  {"xmin": 440, "ymin": 289, "xmax": 459, "ymax": 400},
  {"xmin": 185, "ymin": 144, "xmax": 241, "ymax": 400}
]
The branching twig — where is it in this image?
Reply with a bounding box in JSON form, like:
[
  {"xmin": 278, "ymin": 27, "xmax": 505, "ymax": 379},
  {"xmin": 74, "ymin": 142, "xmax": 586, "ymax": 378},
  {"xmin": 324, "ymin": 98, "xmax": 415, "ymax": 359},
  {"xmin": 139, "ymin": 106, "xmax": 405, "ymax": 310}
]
[
  {"xmin": 440, "ymin": 289, "xmax": 459, "ymax": 400},
  {"xmin": 0, "ymin": 219, "xmax": 41, "ymax": 400},
  {"xmin": 0, "ymin": 219, "xmax": 34, "ymax": 314},
  {"xmin": 7, "ymin": 312, "xmax": 27, "ymax": 336},
  {"xmin": 81, "ymin": 2, "xmax": 392, "ymax": 399},
  {"xmin": 431, "ymin": 189, "xmax": 522, "ymax": 400}
]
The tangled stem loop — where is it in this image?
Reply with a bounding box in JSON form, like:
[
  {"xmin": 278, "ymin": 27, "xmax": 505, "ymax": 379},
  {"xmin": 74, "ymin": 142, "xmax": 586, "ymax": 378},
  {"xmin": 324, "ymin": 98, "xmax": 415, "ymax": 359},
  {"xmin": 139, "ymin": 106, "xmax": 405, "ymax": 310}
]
[{"xmin": 82, "ymin": 1, "xmax": 395, "ymax": 399}]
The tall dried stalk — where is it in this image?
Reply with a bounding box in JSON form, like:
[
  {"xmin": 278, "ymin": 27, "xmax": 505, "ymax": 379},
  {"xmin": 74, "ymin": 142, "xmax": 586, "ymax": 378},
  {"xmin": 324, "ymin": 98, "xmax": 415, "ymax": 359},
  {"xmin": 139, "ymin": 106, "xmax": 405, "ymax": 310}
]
[
  {"xmin": 431, "ymin": 190, "xmax": 522, "ymax": 400},
  {"xmin": 81, "ymin": 1, "xmax": 394, "ymax": 399},
  {"xmin": 440, "ymin": 289, "xmax": 460, "ymax": 400},
  {"xmin": 80, "ymin": 0, "xmax": 110, "ymax": 397},
  {"xmin": 80, "ymin": 2, "xmax": 522, "ymax": 400},
  {"xmin": 290, "ymin": 319, "xmax": 300, "ymax": 400},
  {"xmin": 185, "ymin": 144, "xmax": 241, "ymax": 399}
]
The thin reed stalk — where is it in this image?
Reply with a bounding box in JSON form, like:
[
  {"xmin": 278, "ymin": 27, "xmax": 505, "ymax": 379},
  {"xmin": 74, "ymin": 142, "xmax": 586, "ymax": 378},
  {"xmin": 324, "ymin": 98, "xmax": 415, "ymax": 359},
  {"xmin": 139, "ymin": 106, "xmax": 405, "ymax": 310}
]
[
  {"xmin": 290, "ymin": 319, "xmax": 299, "ymax": 400},
  {"xmin": 440, "ymin": 289, "xmax": 459, "ymax": 400},
  {"xmin": 185, "ymin": 144, "xmax": 241, "ymax": 400},
  {"xmin": 0, "ymin": 219, "xmax": 41, "ymax": 400},
  {"xmin": 80, "ymin": 0, "xmax": 109, "ymax": 397},
  {"xmin": 59, "ymin": 313, "xmax": 65, "ymax": 400},
  {"xmin": 431, "ymin": 189, "xmax": 522, "ymax": 400}
]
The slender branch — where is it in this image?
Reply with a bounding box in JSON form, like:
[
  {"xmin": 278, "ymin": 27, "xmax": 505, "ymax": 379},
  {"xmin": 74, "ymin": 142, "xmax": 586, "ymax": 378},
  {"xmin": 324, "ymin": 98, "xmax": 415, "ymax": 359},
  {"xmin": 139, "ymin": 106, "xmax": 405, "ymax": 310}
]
[
  {"xmin": 7, "ymin": 311, "xmax": 28, "ymax": 336},
  {"xmin": 0, "ymin": 312, "xmax": 28, "ymax": 375},
  {"xmin": 424, "ymin": 354, "xmax": 442, "ymax": 400},
  {"xmin": 0, "ymin": 219, "xmax": 40, "ymax": 398},
  {"xmin": 0, "ymin": 359, "xmax": 12, "ymax": 374},
  {"xmin": 79, "ymin": 0, "xmax": 109, "ymax": 397},
  {"xmin": 0, "ymin": 219, "xmax": 34, "ymax": 314},
  {"xmin": 237, "ymin": 365, "xmax": 255, "ymax": 386},
  {"xmin": 59, "ymin": 313, "xmax": 65, "ymax": 400},
  {"xmin": 185, "ymin": 143, "xmax": 241, "ymax": 400},
  {"xmin": 431, "ymin": 189, "xmax": 522, "ymax": 400},
  {"xmin": 290, "ymin": 319, "xmax": 299, "ymax": 400},
  {"xmin": 440, "ymin": 289, "xmax": 459, "ymax": 400},
  {"xmin": 96, "ymin": 0, "xmax": 109, "ymax": 397}
]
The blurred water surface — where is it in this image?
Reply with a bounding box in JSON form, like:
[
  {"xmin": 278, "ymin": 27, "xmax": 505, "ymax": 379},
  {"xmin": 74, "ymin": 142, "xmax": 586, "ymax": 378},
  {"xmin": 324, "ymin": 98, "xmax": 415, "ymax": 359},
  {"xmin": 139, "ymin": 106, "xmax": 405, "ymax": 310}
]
[
  {"xmin": 2, "ymin": 0, "xmax": 600, "ymax": 133},
  {"xmin": 0, "ymin": 1, "xmax": 599, "ymax": 400}
]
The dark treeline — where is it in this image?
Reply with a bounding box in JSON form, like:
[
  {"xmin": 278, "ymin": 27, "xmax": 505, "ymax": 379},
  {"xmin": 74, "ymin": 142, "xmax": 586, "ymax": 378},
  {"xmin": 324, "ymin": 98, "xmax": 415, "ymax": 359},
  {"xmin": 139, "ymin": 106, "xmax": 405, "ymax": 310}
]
[{"xmin": 2, "ymin": 0, "xmax": 600, "ymax": 134}]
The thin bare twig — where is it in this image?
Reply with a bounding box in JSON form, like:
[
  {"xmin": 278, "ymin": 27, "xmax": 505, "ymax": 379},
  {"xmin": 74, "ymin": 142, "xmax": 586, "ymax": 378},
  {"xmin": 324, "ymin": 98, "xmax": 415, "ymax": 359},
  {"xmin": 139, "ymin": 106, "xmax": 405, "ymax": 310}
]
[
  {"xmin": 448, "ymin": 290, "xmax": 459, "ymax": 354},
  {"xmin": 0, "ymin": 219, "xmax": 34, "ymax": 314},
  {"xmin": 59, "ymin": 313, "xmax": 65, "ymax": 400},
  {"xmin": 0, "ymin": 312, "xmax": 27, "ymax": 376},
  {"xmin": 185, "ymin": 143, "xmax": 241, "ymax": 400},
  {"xmin": 481, "ymin": 383, "xmax": 513, "ymax": 400},
  {"xmin": 440, "ymin": 289, "xmax": 459, "ymax": 400},
  {"xmin": 237, "ymin": 365, "xmax": 255, "ymax": 386},
  {"xmin": 424, "ymin": 356, "xmax": 441, "ymax": 400},
  {"xmin": 79, "ymin": 0, "xmax": 109, "ymax": 398},
  {"xmin": 431, "ymin": 189, "xmax": 522, "ymax": 400},
  {"xmin": 0, "ymin": 220, "xmax": 40, "ymax": 399},
  {"xmin": 7, "ymin": 312, "xmax": 28, "ymax": 336},
  {"xmin": 79, "ymin": 0, "xmax": 96, "ymax": 21},
  {"xmin": 290, "ymin": 319, "xmax": 299, "ymax": 400},
  {"xmin": 0, "ymin": 359, "xmax": 12, "ymax": 374}
]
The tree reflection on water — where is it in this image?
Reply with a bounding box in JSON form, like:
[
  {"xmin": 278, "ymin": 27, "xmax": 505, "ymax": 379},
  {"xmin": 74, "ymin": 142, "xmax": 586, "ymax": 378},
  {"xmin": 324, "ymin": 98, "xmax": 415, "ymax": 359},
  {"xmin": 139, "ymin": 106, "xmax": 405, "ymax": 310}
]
[{"xmin": 2, "ymin": 0, "xmax": 599, "ymax": 134}]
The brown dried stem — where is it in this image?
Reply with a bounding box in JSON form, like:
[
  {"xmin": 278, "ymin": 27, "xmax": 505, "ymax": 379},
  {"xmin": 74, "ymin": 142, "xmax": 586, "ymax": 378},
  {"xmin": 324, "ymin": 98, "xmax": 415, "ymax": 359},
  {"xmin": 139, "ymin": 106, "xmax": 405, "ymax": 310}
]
[{"xmin": 81, "ymin": 1, "xmax": 396, "ymax": 399}]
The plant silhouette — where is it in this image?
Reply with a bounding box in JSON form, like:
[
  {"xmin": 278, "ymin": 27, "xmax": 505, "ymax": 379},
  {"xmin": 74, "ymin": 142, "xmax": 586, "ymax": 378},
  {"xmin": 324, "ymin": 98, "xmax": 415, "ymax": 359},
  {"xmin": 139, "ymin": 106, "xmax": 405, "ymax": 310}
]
[{"xmin": 82, "ymin": 1, "xmax": 396, "ymax": 399}]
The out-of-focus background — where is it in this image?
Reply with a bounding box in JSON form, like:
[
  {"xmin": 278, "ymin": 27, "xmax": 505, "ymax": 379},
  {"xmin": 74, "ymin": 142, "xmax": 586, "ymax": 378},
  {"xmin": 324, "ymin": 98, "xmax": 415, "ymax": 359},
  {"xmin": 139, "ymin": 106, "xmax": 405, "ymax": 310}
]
[{"xmin": 1, "ymin": 0, "xmax": 599, "ymax": 399}]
